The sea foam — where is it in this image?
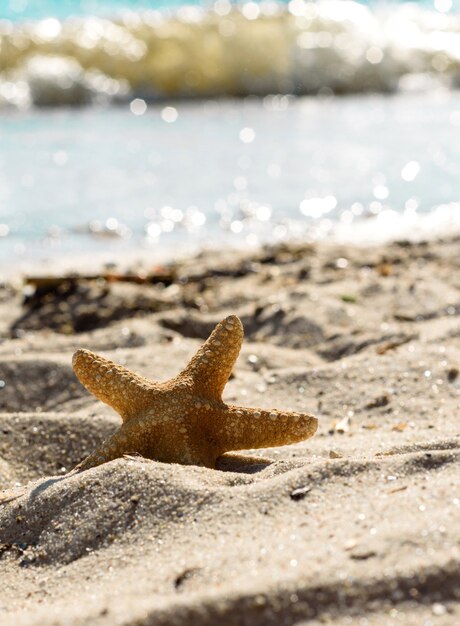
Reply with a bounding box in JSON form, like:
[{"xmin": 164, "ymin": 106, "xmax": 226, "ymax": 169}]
[{"xmin": 0, "ymin": 1, "xmax": 459, "ymax": 107}]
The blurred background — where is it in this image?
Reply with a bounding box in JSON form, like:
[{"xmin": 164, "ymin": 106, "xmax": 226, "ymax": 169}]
[{"xmin": 0, "ymin": 0, "xmax": 459, "ymax": 269}]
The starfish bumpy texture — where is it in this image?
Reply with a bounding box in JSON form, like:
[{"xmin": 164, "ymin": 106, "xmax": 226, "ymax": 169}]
[{"xmin": 72, "ymin": 315, "xmax": 318, "ymax": 470}]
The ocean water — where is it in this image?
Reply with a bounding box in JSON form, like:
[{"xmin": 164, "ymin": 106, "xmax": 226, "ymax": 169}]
[
  {"xmin": 3, "ymin": 1, "xmax": 199, "ymax": 22},
  {"xmin": 3, "ymin": 0, "xmax": 457, "ymax": 21},
  {"xmin": 2, "ymin": 1, "xmax": 460, "ymax": 106},
  {"xmin": 0, "ymin": 0, "xmax": 459, "ymax": 267}
]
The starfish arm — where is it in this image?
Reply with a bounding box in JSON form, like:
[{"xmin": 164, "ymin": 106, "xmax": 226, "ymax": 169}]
[
  {"xmin": 179, "ymin": 315, "xmax": 244, "ymax": 399},
  {"xmin": 72, "ymin": 349, "xmax": 158, "ymax": 421},
  {"xmin": 76, "ymin": 429, "xmax": 129, "ymax": 471},
  {"xmin": 216, "ymin": 405, "xmax": 318, "ymax": 453}
]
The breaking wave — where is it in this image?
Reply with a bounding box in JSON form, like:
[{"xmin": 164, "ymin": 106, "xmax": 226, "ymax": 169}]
[{"xmin": 1, "ymin": 1, "xmax": 460, "ymax": 107}]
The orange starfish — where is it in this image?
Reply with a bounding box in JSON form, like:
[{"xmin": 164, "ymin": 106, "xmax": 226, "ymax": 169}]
[{"xmin": 72, "ymin": 315, "xmax": 317, "ymax": 470}]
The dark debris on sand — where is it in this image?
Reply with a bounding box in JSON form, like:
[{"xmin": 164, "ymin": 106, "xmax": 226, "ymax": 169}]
[{"xmin": 5, "ymin": 237, "xmax": 460, "ymax": 365}]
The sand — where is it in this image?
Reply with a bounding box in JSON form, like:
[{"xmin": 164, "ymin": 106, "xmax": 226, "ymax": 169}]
[{"xmin": 0, "ymin": 237, "xmax": 459, "ymax": 625}]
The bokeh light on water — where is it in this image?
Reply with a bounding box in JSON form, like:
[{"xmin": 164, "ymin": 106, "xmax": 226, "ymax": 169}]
[
  {"xmin": 1, "ymin": 92, "xmax": 460, "ymax": 263},
  {"xmin": 0, "ymin": 0, "xmax": 459, "ymax": 265}
]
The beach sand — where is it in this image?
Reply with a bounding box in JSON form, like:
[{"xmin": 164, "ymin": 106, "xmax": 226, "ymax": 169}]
[{"xmin": 0, "ymin": 237, "xmax": 459, "ymax": 625}]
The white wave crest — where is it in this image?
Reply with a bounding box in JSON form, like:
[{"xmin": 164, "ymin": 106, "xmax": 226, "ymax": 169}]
[{"xmin": 0, "ymin": 1, "xmax": 459, "ymax": 106}]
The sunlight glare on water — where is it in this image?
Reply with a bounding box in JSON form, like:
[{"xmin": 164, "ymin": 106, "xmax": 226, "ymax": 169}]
[
  {"xmin": 1, "ymin": 92, "xmax": 460, "ymax": 264},
  {"xmin": 0, "ymin": 0, "xmax": 460, "ymax": 265}
]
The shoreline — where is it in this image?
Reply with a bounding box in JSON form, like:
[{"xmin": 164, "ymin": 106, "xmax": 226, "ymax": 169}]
[{"xmin": 3, "ymin": 203, "xmax": 460, "ymax": 281}]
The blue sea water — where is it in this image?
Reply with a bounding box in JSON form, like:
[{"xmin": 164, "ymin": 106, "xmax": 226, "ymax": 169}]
[
  {"xmin": 0, "ymin": 0, "xmax": 459, "ymax": 269},
  {"xmin": 2, "ymin": 0, "xmax": 459, "ymax": 21},
  {"xmin": 1, "ymin": 0, "xmax": 189, "ymax": 21},
  {"xmin": 1, "ymin": 92, "xmax": 460, "ymax": 268}
]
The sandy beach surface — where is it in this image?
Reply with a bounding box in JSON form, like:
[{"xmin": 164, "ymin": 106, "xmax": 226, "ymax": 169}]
[{"xmin": 0, "ymin": 237, "xmax": 459, "ymax": 625}]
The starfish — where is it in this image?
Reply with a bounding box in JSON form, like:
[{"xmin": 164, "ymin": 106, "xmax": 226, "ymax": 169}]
[{"xmin": 72, "ymin": 315, "xmax": 318, "ymax": 471}]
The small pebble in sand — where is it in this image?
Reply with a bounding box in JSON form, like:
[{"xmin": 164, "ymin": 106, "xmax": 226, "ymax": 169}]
[
  {"xmin": 365, "ymin": 394, "xmax": 390, "ymax": 409},
  {"xmin": 290, "ymin": 486, "xmax": 311, "ymax": 501},
  {"xmin": 334, "ymin": 416, "xmax": 351, "ymax": 434},
  {"xmin": 431, "ymin": 603, "xmax": 447, "ymax": 616},
  {"xmin": 329, "ymin": 450, "xmax": 343, "ymax": 459},
  {"xmin": 350, "ymin": 549, "xmax": 377, "ymax": 560},
  {"xmin": 247, "ymin": 354, "xmax": 261, "ymax": 371},
  {"xmin": 377, "ymin": 262, "xmax": 392, "ymax": 277}
]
